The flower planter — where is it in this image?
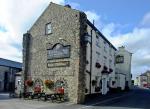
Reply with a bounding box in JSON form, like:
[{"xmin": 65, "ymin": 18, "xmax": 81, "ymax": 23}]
[
  {"xmin": 103, "ymin": 66, "xmax": 108, "ymax": 70},
  {"xmin": 95, "ymin": 62, "xmax": 101, "ymax": 68},
  {"xmin": 44, "ymin": 80, "xmax": 54, "ymax": 89},
  {"xmin": 109, "ymin": 68, "xmax": 113, "ymax": 73},
  {"xmin": 25, "ymin": 80, "xmax": 33, "ymax": 87},
  {"xmin": 34, "ymin": 86, "xmax": 41, "ymax": 93},
  {"xmin": 101, "ymin": 70, "xmax": 108, "ymax": 74}
]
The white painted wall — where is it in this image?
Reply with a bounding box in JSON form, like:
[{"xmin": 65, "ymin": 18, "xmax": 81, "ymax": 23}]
[
  {"xmin": 115, "ymin": 46, "xmax": 132, "ymax": 88},
  {"xmin": 116, "ymin": 73, "xmax": 126, "ymax": 90},
  {"xmin": 85, "ymin": 24, "xmax": 116, "ymax": 94}
]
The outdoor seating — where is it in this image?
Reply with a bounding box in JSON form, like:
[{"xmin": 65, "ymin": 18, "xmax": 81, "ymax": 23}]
[
  {"xmin": 22, "ymin": 82, "xmax": 65, "ymax": 102},
  {"xmin": 22, "ymin": 92, "xmax": 32, "ymax": 99}
]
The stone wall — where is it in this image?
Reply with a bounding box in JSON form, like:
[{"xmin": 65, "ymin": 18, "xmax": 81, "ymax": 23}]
[{"xmin": 23, "ymin": 3, "xmax": 87, "ymax": 103}]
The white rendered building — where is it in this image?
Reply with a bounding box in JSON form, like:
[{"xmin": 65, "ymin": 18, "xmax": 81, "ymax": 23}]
[
  {"xmin": 115, "ymin": 46, "xmax": 132, "ymax": 89},
  {"xmin": 85, "ymin": 20, "xmax": 116, "ymax": 95}
]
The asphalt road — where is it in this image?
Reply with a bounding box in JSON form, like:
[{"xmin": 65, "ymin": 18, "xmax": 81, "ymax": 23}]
[{"xmin": 0, "ymin": 87, "xmax": 150, "ymax": 109}]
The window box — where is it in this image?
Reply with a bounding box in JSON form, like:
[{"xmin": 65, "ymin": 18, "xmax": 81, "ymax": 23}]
[
  {"xmin": 95, "ymin": 62, "xmax": 101, "ymax": 68},
  {"xmin": 104, "ymin": 66, "xmax": 108, "ymax": 70},
  {"xmin": 108, "ymin": 68, "xmax": 113, "ymax": 74},
  {"xmin": 101, "ymin": 70, "xmax": 108, "ymax": 74}
]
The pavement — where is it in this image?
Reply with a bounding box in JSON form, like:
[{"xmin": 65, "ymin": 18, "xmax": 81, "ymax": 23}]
[{"xmin": 0, "ymin": 87, "xmax": 150, "ymax": 109}]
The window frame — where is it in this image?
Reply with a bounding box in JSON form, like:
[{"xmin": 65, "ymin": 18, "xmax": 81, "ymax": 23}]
[{"xmin": 45, "ymin": 22, "xmax": 52, "ymax": 35}]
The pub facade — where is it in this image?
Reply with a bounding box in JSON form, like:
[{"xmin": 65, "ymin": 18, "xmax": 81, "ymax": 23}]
[{"xmin": 22, "ymin": 3, "xmax": 130, "ymax": 103}]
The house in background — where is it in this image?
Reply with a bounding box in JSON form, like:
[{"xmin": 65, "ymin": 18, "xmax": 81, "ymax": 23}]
[
  {"xmin": 134, "ymin": 76, "xmax": 140, "ymax": 86},
  {"xmin": 135, "ymin": 71, "xmax": 150, "ymax": 88},
  {"xmin": 115, "ymin": 46, "xmax": 132, "ymax": 90},
  {"xmin": 0, "ymin": 58, "xmax": 22, "ymax": 92}
]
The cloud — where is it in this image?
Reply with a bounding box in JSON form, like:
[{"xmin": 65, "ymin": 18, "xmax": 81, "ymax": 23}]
[
  {"xmin": 140, "ymin": 12, "xmax": 150, "ymax": 27},
  {"xmin": 85, "ymin": 11, "xmax": 100, "ymax": 22},
  {"xmin": 67, "ymin": 2, "xmax": 80, "ymax": 9},
  {"xmin": 0, "ymin": 0, "xmax": 65, "ymax": 62},
  {"xmin": 1, "ymin": 0, "xmax": 150, "ymax": 79},
  {"xmin": 100, "ymin": 12, "xmax": 150, "ymax": 78}
]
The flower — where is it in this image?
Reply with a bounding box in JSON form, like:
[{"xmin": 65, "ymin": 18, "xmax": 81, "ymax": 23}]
[
  {"xmin": 95, "ymin": 62, "xmax": 101, "ymax": 68},
  {"xmin": 25, "ymin": 80, "xmax": 33, "ymax": 87},
  {"xmin": 44, "ymin": 80, "xmax": 54, "ymax": 89}
]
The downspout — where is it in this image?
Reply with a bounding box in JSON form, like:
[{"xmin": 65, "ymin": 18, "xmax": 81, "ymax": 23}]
[{"xmin": 89, "ymin": 29, "xmax": 93, "ymax": 94}]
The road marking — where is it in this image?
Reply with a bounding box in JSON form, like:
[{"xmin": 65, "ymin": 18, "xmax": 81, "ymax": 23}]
[{"xmin": 77, "ymin": 92, "xmax": 133, "ymax": 109}]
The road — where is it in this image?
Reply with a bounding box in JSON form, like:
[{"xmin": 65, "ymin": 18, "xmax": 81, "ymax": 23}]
[{"xmin": 0, "ymin": 87, "xmax": 150, "ymax": 109}]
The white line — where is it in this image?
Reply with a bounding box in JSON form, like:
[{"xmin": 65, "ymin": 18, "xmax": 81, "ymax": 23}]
[{"xmin": 77, "ymin": 93, "xmax": 132, "ymax": 109}]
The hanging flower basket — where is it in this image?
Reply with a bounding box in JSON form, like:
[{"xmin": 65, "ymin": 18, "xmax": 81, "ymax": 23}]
[
  {"xmin": 101, "ymin": 70, "xmax": 108, "ymax": 74},
  {"xmin": 103, "ymin": 66, "xmax": 108, "ymax": 70},
  {"xmin": 25, "ymin": 80, "xmax": 33, "ymax": 87},
  {"xmin": 44, "ymin": 80, "xmax": 54, "ymax": 89},
  {"xmin": 109, "ymin": 68, "xmax": 113, "ymax": 72},
  {"xmin": 95, "ymin": 62, "xmax": 101, "ymax": 68}
]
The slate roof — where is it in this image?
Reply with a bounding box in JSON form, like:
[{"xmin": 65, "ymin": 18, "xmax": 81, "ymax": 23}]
[
  {"xmin": 0, "ymin": 58, "xmax": 22, "ymax": 69},
  {"xmin": 86, "ymin": 20, "xmax": 117, "ymax": 51}
]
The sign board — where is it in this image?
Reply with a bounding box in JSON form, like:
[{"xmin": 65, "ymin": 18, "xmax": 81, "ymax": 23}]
[
  {"xmin": 47, "ymin": 43, "xmax": 70, "ymax": 60},
  {"xmin": 116, "ymin": 55, "xmax": 124, "ymax": 63},
  {"xmin": 47, "ymin": 61, "xmax": 70, "ymax": 68}
]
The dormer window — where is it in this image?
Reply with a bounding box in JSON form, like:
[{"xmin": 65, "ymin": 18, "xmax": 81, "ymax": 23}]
[{"xmin": 46, "ymin": 23, "xmax": 52, "ymax": 34}]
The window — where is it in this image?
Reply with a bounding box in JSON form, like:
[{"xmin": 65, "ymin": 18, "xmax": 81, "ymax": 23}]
[
  {"xmin": 46, "ymin": 23, "xmax": 52, "ymax": 34},
  {"xmin": 109, "ymin": 46, "xmax": 112, "ymax": 56},
  {"xmin": 116, "ymin": 55, "xmax": 124, "ymax": 63},
  {"xmin": 96, "ymin": 51, "xmax": 100, "ymax": 59},
  {"xmin": 103, "ymin": 56, "xmax": 107, "ymax": 63},
  {"xmin": 104, "ymin": 41, "xmax": 107, "ymax": 52},
  {"xmin": 96, "ymin": 35, "xmax": 99, "ymax": 39},
  {"xmin": 96, "ymin": 35, "xmax": 100, "ymax": 48},
  {"xmin": 96, "ymin": 41, "xmax": 100, "ymax": 48},
  {"xmin": 109, "ymin": 59, "xmax": 112, "ymax": 68}
]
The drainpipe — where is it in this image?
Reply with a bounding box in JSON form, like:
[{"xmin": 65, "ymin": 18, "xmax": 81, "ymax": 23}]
[{"xmin": 89, "ymin": 29, "xmax": 93, "ymax": 94}]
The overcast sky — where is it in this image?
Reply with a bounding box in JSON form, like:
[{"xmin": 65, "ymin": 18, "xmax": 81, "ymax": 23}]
[{"xmin": 0, "ymin": 0, "xmax": 150, "ymax": 79}]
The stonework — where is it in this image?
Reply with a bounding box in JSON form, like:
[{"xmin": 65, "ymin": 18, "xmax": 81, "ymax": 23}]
[
  {"xmin": 22, "ymin": 2, "xmax": 132, "ymax": 104},
  {"xmin": 23, "ymin": 3, "xmax": 87, "ymax": 103}
]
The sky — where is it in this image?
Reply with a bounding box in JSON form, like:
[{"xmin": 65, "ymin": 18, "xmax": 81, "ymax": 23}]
[{"xmin": 0, "ymin": 0, "xmax": 150, "ymax": 79}]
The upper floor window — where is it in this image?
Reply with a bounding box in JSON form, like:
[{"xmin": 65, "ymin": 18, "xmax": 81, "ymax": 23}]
[
  {"xmin": 46, "ymin": 23, "xmax": 52, "ymax": 34},
  {"xmin": 96, "ymin": 41, "xmax": 100, "ymax": 48},
  {"xmin": 109, "ymin": 46, "xmax": 112, "ymax": 56},
  {"xmin": 96, "ymin": 51, "xmax": 100, "ymax": 58},
  {"xmin": 104, "ymin": 41, "xmax": 107, "ymax": 52},
  {"xmin": 116, "ymin": 55, "xmax": 124, "ymax": 63},
  {"xmin": 96, "ymin": 35, "xmax": 99, "ymax": 39}
]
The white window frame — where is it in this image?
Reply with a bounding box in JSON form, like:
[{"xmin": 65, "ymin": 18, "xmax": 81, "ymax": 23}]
[{"xmin": 45, "ymin": 22, "xmax": 52, "ymax": 34}]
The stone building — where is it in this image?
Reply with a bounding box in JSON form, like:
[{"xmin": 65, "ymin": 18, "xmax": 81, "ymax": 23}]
[
  {"xmin": 0, "ymin": 58, "xmax": 22, "ymax": 92},
  {"xmin": 135, "ymin": 71, "xmax": 150, "ymax": 88},
  {"xmin": 22, "ymin": 3, "xmax": 131, "ymax": 103}
]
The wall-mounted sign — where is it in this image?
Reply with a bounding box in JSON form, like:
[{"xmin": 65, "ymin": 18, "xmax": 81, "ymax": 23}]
[
  {"xmin": 47, "ymin": 61, "xmax": 70, "ymax": 68},
  {"xmin": 47, "ymin": 43, "xmax": 71, "ymax": 60},
  {"xmin": 116, "ymin": 55, "xmax": 124, "ymax": 63}
]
